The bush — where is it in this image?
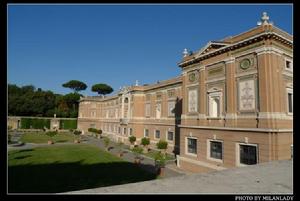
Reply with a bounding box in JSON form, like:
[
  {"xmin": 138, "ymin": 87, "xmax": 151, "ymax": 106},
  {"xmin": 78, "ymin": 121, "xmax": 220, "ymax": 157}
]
[
  {"xmin": 154, "ymin": 152, "xmax": 166, "ymax": 168},
  {"xmin": 103, "ymin": 137, "xmax": 110, "ymax": 148},
  {"xmin": 59, "ymin": 119, "xmax": 77, "ymax": 129},
  {"xmin": 141, "ymin": 137, "xmax": 150, "ymax": 147},
  {"xmin": 45, "ymin": 131, "xmax": 57, "ymax": 139},
  {"xmin": 132, "ymin": 146, "xmax": 143, "ymax": 158},
  {"xmin": 21, "ymin": 118, "xmax": 50, "ymax": 129},
  {"xmin": 88, "ymin": 128, "xmax": 102, "ymax": 134},
  {"xmin": 128, "ymin": 136, "xmax": 136, "ymax": 144},
  {"xmin": 73, "ymin": 130, "xmax": 82, "ymax": 135},
  {"xmin": 156, "ymin": 140, "xmax": 168, "ymax": 150}
]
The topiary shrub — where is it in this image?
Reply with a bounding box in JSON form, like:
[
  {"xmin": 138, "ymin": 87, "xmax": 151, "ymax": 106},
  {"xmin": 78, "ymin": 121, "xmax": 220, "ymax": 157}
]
[
  {"xmin": 128, "ymin": 136, "xmax": 136, "ymax": 145},
  {"xmin": 141, "ymin": 137, "xmax": 150, "ymax": 147},
  {"xmin": 45, "ymin": 131, "xmax": 58, "ymax": 144},
  {"xmin": 156, "ymin": 140, "xmax": 168, "ymax": 150},
  {"xmin": 73, "ymin": 130, "xmax": 82, "ymax": 143}
]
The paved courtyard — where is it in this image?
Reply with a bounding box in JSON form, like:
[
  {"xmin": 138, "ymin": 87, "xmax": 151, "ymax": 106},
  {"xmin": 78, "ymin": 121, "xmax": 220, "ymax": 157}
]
[{"xmin": 65, "ymin": 160, "xmax": 293, "ymax": 194}]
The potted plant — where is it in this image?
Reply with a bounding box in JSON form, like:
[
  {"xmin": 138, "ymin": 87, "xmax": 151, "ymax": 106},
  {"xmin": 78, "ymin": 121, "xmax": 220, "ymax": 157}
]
[
  {"xmin": 132, "ymin": 146, "xmax": 143, "ymax": 165},
  {"xmin": 46, "ymin": 131, "xmax": 57, "ymax": 144},
  {"xmin": 103, "ymin": 137, "xmax": 110, "ymax": 151},
  {"xmin": 73, "ymin": 130, "xmax": 82, "ymax": 143},
  {"xmin": 156, "ymin": 140, "xmax": 168, "ymax": 155},
  {"xmin": 141, "ymin": 137, "xmax": 150, "ymax": 153},
  {"xmin": 128, "ymin": 135, "xmax": 136, "ymax": 149},
  {"xmin": 154, "ymin": 151, "xmax": 167, "ymax": 177}
]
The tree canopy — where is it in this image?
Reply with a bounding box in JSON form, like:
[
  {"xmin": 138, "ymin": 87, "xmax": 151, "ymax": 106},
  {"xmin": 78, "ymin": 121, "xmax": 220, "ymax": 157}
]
[
  {"xmin": 62, "ymin": 80, "xmax": 87, "ymax": 93},
  {"xmin": 8, "ymin": 84, "xmax": 80, "ymax": 118},
  {"xmin": 91, "ymin": 83, "xmax": 113, "ymax": 96}
]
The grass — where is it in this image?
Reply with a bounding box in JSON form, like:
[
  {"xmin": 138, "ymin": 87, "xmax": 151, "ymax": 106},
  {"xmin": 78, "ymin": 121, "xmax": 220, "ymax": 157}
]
[
  {"xmin": 8, "ymin": 144, "xmax": 157, "ymax": 193},
  {"xmin": 20, "ymin": 132, "xmax": 76, "ymax": 144}
]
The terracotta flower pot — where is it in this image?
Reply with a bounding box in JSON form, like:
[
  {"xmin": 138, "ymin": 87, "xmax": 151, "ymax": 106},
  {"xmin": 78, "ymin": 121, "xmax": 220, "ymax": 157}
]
[
  {"xmin": 48, "ymin": 140, "xmax": 53, "ymax": 145},
  {"xmin": 134, "ymin": 158, "xmax": 141, "ymax": 164},
  {"xmin": 118, "ymin": 152, "xmax": 123, "ymax": 157},
  {"xmin": 159, "ymin": 167, "xmax": 165, "ymax": 177},
  {"xmin": 74, "ymin": 139, "xmax": 80, "ymax": 143}
]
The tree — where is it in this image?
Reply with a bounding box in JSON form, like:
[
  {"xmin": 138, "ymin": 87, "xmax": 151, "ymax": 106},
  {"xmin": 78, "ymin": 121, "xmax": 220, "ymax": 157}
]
[
  {"xmin": 91, "ymin": 83, "xmax": 113, "ymax": 96},
  {"xmin": 62, "ymin": 80, "xmax": 87, "ymax": 93}
]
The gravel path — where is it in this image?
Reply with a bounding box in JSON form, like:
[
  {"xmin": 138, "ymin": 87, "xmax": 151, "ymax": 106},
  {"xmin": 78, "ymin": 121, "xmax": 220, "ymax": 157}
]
[{"xmin": 65, "ymin": 160, "xmax": 293, "ymax": 194}]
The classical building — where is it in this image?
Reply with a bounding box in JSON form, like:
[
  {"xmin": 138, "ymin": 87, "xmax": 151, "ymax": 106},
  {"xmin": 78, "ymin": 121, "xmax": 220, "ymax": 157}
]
[{"xmin": 77, "ymin": 12, "xmax": 293, "ymax": 172}]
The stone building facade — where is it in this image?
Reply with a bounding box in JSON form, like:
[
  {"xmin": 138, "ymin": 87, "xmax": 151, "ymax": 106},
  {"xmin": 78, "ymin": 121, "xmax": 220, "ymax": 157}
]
[{"xmin": 77, "ymin": 13, "xmax": 293, "ymax": 172}]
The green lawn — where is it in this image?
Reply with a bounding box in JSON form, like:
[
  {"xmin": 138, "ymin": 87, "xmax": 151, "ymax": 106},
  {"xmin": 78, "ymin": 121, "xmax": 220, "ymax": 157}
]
[
  {"xmin": 8, "ymin": 144, "xmax": 156, "ymax": 193},
  {"xmin": 20, "ymin": 132, "xmax": 76, "ymax": 144}
]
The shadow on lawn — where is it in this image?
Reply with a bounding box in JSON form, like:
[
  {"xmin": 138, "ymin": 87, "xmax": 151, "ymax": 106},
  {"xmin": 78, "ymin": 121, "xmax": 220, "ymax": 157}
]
[{"xmin": 8, "ymin": 160, "xmax": 157, "ymax": 193}]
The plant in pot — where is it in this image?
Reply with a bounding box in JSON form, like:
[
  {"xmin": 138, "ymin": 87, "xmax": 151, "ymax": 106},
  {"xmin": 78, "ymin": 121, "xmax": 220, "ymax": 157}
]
[
  {"xmin": 154, "ymin": 151, "xmax": 167, "ymax": 177},
  {"xmin": 103, "ymin": 137, "xmax": 110, "ymax": 151},
  {"xmin": 156, "ymin": 140, "xmax": 168, "ymax": 156},
  {"xmin": 46, "ymin": 131, "xmax": 57, "ymax": 145},
  {"xmin": 141, "ymin": 137, "xmax": 150, "ymax": 153},
  {"xmin": 128, "ymin": 135, "xmax": 136, "ymax": 149},
  {"xmin": 73, "ymin": 130, "xmax": 82, "ymax": 143},
  {"xmin": 132, "ymin": 146, "xmax": 143, "ymax": 165}
]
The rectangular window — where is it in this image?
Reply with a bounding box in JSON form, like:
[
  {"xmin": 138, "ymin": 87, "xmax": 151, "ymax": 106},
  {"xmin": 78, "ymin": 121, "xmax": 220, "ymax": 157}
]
[
  {"xmin": 240, "ymin": 144, "xmax": 257, "ymax": 165},
  {"xmin": 155, "ymin": 130, "xmax": 160, "ymax": 139},
  {"xmin": 144, "ymin": 129, "xmax": 149, "ymax": 137},
  {"xmin": 188, "ymin": 89, "xmax": 198, "ymax": 113},
  {"xmin": 123, "ymin": 128, "xmax": 127, "ymax": 135},
  {"xmin": 285, "ymin": 60, "xmax": 292, "ymax": 70},
  {"xmin": 145, "ymin": 103, "xmax": 151, "ymax": 117},
  {"xmin": 91, "ymin": 111, "xmax": 96, "ymax": 117},
  {"xmin": 210, "ymin": 141, "xmax": 223, "ymax": 160},
  {"xmin": 168, "ymin": 101, "xmax": 175, "ymax": 116},
  {"xmin": 129, "ymin": 128, "xmax": 133, "ymax": 136},
  {"xmin": 167, "ymin": 131, "xmax": 174, "ymax": 141},
  {"xmin": 288, "ymin": 92, "xmax": 293, "ymax": 114},
  {"xmin": 118, "ymin": 127, "xmax": 121, "ymax": 134},
  {"xmin": 187, "ymin": 138, "xmax": 197, "ymax": 154},
  {"xmin": 90, "ymin": 124, "xmax": 96, "ymax": 129}
]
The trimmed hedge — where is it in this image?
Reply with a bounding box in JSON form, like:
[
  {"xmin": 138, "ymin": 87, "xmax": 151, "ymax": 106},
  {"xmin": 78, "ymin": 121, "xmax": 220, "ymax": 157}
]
[
  {"xmin": 20, "ymin": 118, "xmax": 50, "ymax": 129},
  {"xmin": 88, "ymin": 128, "xmax": 102, "ymax": 134},
  {"xmin": 59, "ymin": 119, "xmax": 77, "ymax": 129}
]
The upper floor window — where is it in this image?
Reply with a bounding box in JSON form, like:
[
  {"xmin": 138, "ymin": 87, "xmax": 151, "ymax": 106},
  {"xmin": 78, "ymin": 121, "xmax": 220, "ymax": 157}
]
[
  {"xmin": 168, "ymin": 101, "xmax": 176, "ymax": 117},
  {"xmin": 144, "ymin": 129, "xmax": 149, "ymax": 137},
  {"xmin": 208, "ymin": 91, "xmax": 222, "ymax": 118},
  {"xmin": 287, "ymin": 88, "xmax": 293, "ymax": 114},
  {"xmin": 129, "ymin": 128, "xmax": 133, "ymax": 136},
  {"xmin": 285, "ymin": 59, "xmax": 293, "ymax": 71},
  {"xmin": 145, "ymin": 103, "xmax": 151, "ymax": 117},
  {"xmin": 91, "ymin": 111, "xmax": 96, "ymax": 117},
  {"xmin": 123, "ymin": 127, "xmax": 127, "ymax": 135},
  {"xmin": 188, "ymin": 89, "xmax": 198, "ymax": 113}
]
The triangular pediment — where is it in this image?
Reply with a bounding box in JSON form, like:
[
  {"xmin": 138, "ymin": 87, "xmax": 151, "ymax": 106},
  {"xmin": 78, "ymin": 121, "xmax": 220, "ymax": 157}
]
[{"xmin": 196, "ymin": 41, "xmax": 229, "ymax": 56}]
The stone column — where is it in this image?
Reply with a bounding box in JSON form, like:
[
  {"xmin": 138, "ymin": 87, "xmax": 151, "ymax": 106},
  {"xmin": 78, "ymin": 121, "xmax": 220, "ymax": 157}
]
[
  {"xmin": 225, "ymin": 57, "xmax": 237, "ymax": 127},
  {"xmin": 198, "ymin": 66, "xmax": 207, "ymax": 126}
]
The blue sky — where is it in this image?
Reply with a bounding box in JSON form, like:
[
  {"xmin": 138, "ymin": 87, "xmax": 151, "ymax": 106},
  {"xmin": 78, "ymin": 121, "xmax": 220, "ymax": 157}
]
[{"xmin": 8, "ymin": 4, "xmax": 293, "ymax": 96}]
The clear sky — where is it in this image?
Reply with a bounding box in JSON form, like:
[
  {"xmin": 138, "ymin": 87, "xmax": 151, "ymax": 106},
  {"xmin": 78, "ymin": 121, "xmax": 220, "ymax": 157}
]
[{"xmin": 8, "ymin": 4, "xmax": 293, "ymax": 96}]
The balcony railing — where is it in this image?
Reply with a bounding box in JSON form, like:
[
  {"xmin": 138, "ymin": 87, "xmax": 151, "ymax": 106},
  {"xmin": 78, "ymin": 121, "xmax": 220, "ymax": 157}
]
[{"xmin": 120, "ymin": 118, "xmax": 129, "ymax": 125}]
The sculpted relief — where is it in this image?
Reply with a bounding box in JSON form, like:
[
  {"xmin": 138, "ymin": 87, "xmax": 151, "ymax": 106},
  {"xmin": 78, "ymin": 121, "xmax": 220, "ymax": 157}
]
[{"xmin": 239, "ymin": 79, "xmax": 256, "ymax": 111}]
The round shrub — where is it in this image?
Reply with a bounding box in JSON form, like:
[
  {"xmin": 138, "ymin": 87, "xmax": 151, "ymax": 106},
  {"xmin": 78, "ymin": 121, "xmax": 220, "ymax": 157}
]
[
  {"xmin": 156, "ymin": 140, "xmax": 168, "ymax": 150},
  {"xmin": 141, "ymin": 137, "xmax": 150, "ymax": 146},
  {"xmin": 128, "ymin": 136, "xmax": 136, "ymax": 144}
]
